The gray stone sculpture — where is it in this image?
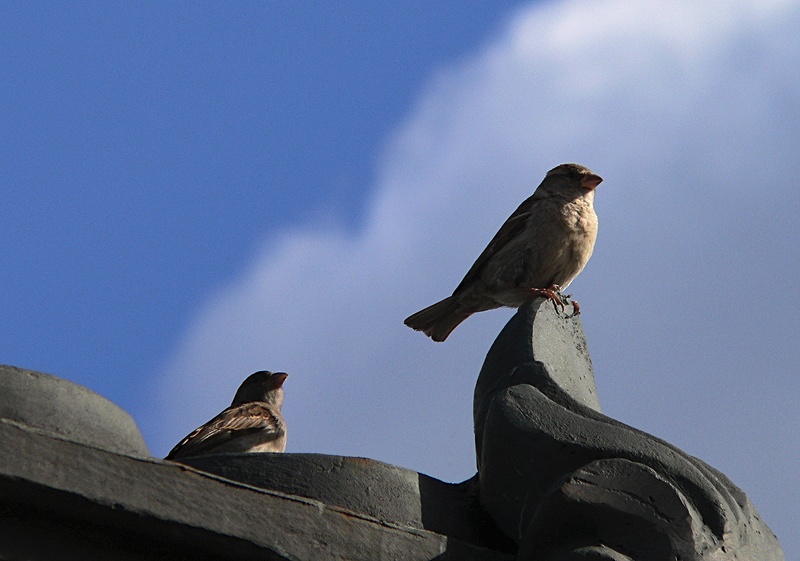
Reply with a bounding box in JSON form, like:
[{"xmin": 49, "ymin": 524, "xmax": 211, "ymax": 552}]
[
  {"xmin": 475, "ymin": 299, "xmax": 784, "ymax": 560},
  {"xmin": 0, "ymin": 299, "xmax": 784, "ymax": 560}
]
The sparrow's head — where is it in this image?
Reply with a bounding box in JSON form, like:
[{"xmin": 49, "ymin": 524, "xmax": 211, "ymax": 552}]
[
  {"xmin": 542, "ymin": 163, "xmax": 603, "ymax": 197},
  {"xmin": 231, "ymin": 370, "xmax": 288, "ymax": 407}
]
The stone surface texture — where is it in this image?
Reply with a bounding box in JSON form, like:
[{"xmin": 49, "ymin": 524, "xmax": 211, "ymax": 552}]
[
  {"xmin": 180, "ymin": 453, "xmax": 511, "ymax": 550},
  {"xmin": 0, "ymin": 364, "xmax": 149, "ymax": 457},
  {"xmin": 475, "ymin": 300, "xmax": 784, "ymax": 560},
  {"xmin": 0, "ymin": 418, "xmax": 509, "ymax": 561}
]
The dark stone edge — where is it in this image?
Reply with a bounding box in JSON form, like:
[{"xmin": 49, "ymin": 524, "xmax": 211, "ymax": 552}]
[{"xmin": 0, "ymin": 419, "xmax": 512, "ymax": 561}]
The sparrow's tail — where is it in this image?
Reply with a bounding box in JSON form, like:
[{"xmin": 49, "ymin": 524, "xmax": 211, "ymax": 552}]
[{"xmin": 404, "ymin": 296, "xmax": 471, "ymax": 342}]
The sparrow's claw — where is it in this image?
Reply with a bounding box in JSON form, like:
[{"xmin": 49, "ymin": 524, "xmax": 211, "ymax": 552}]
[
  {"xmin": 567, "ymin": 298, "xmax": 581, "ymax": 317},
  {"xmin": 529, "ymin": 286, "xmax": 565, "ymax": 313},
  {"xmin": 558, "ymin": 292, "xmax": 581, "ymax": 318}
]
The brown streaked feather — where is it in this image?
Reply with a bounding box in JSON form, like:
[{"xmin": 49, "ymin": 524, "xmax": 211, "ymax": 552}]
[
  {"xmin": 453, "ymin": 194, "xmax": 539, "ymax": 294},
  {"xmin": 166, "ymin": 402, "xmax": 284, "ymax": 460},
  {"xmin": 403, "ymin": 294, "xmax": 471, "ymax": 342}
]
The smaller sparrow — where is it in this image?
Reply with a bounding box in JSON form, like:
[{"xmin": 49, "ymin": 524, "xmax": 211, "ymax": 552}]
[
  {"xmin": 404, "ymin": 163, "xmax": 602, "ymax": 342},
  {"xmin": 165, "ymin": 370, "xmax": 288, "ymax": 460}
]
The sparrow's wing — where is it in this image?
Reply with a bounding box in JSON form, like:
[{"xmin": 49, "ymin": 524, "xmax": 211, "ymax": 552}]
[
  {"xmin": 166, "ymin": 402, "xmax": 284, "ymax": 460},
  {"xmin": 453, "ymin": 193, "xmax": 537, "ymax": 293}
]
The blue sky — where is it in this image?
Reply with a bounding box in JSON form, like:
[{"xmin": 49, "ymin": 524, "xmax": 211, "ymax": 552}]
[
  {"xmin": 3, "ymin": 1, "xmax": 798, "ymax": 557},
  {"xmin": 2, "ymin": 0, "xmax": 520, "ymax": 406}
]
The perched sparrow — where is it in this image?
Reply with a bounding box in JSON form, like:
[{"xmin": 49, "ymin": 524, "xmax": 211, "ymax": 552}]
[
  {"xmin": 404, "ymin": 163, "xmax": 602, "ymax": 342},
  {"xmin": 166, "ymin": 371, "xmax": 288, "ymax": 460}
]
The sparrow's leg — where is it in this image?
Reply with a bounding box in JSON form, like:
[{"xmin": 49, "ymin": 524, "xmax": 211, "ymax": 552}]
[{"xmin": 528, "ymin": 286, "xmax": 565, "ymax": 313}]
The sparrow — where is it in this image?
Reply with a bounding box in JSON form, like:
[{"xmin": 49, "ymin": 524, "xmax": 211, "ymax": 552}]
[
  {"xmin": 165, "ymin": 370, "xmax": 288, "ymax": 460},
  {"xmin": 404, "ymin": 163, "xmax": 602, "ymax": 342}
]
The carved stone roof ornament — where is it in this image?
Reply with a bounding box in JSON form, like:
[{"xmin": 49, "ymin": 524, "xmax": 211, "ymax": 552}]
[{"xmin": 0, "ymin": 298, "xmax": 784, "ymax": 559}]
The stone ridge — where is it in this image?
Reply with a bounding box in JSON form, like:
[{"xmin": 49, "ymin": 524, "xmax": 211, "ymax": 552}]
[
  {"xmin": 178, "ymin": 453, "xmax": 514, "ymax": 552},
  {"xmin": 0, "ymin": 417, "xmax": 511, "ymax": 560}
]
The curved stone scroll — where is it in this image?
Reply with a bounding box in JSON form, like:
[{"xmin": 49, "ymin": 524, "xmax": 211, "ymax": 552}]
[{"xmin": 474, "ymin": 300, "xmax": 784, "ymax": 560}]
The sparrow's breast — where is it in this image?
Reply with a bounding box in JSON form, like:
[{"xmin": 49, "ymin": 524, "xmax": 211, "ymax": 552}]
[
  {"xmin": 557, "ymin": 199, "xmax": 598, "ymax": 288},
  {"xmin": 517, "ymin": 197, "xmax": 597, "ymax": 290}
]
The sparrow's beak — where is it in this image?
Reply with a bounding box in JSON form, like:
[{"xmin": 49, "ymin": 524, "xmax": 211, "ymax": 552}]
[
  {"xmin": 581, "ymin": 173, "xmax": 603, "ymax": 190},
  {"xmin": 270, "ymin": 372, "xmax": 289, "ymax": 388}
]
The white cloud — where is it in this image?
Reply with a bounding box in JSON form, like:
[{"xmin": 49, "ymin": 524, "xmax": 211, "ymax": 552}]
[{"xmin": 149, "ymin": 0, "xmax": 800, "ymax": 555}]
